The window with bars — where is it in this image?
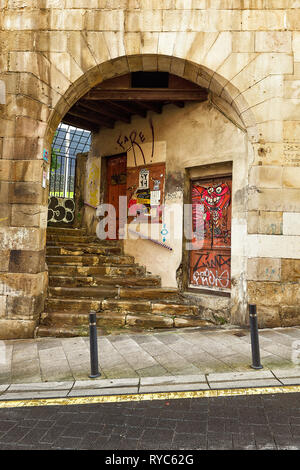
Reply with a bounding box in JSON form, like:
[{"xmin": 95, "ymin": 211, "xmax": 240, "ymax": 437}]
[{"xmin": 50, "ymin": 123, "xmax": 91, "ymax": 199}]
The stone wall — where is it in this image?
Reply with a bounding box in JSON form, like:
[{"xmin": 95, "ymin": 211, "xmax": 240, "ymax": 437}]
[{"xmin": 0, "ymin": 1, "xmax": 300, "ymax": 337}]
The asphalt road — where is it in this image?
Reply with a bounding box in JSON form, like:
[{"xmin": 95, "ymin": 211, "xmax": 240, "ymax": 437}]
[{"xmin": 0, "ymin": 392, "xmax": 300, "ymax": 451}]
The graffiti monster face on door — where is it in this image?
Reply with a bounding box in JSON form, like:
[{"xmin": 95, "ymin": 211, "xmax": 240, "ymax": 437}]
[
  {"xmin": 190, "ymin": 176, "xmax": 232, "ymax": 291},
  {"xmin": 192, "ymin": 182, "xmax": 231, "ymax": 242}
]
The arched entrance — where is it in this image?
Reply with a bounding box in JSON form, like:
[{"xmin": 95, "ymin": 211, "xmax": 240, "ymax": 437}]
[{"xmin": 40, "ymin": 55, "xmax": 256, "ymax": 336}]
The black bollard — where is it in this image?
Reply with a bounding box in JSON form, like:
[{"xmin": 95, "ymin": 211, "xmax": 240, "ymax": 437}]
[
  {"xmin": 249, "ymin": 304, "xmax": 263, "ymax": 370},
  {"xmin": 89, "ymin": 311, "xmax": 101, "ymax": 378}
]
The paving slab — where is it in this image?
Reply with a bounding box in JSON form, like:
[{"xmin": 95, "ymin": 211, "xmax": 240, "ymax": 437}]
[
  {"xmin": 8, "ymin": 382, "xmax": 74, "ymax": 392},
  {"xmin": 73, "ymin": 378, "xmax": 139, "ymax": 389},
  {"xmin": 0, "ymin": 326, "xmax": 300, "ymax": 398},
  {"xmin": 68, "ymin": 387, "xmax": 139, "ymax": 397},
  {"xmin": 0, "ymin": 390, "xmax": 71, "ymax": 400},
  {"xmin": 208, "ymin": 379, "xmax": 282, "ymax": 389}
]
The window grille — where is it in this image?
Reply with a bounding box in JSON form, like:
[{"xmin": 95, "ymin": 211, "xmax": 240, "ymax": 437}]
[{"xmin": 49, "ymin": 123, "xmax": 91, "ymax": 198}]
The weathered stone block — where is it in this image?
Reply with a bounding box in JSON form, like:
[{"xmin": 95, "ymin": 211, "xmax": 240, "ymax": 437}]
[
  {"xmin": 255, "ymin": 31, "xmax": 292, "ymax": 53},
  {"xmin": 96, "ymin": 312, "xmax": 126, "ymax": 327},
  {"xmin": 9, "ymin": 182, "xmax": 45, "ymax": 205},
  {"xmin": 11, "ymin": 204, "xmax": 46, "ymax": 228},
  {"xmin": 6, "ymin": 293, "xmax": 44, "ymax": 319},
  {"xmin": 0, "ymin": 227, "xmax": 45, "ymax": 252},
  {"xmin": 247, "ymin": 258, "xmax": 281, "ymax": 282},
  {"xmin": 151, "ymin": 303, "xmax": 199, "ymax": 316},
  {"xmin": 281, "ymin": 259, "xmax": 300, "ymax": 282},
  {"xmin": 232, "ymin": 31, "xmax": 254, "ymax": 52},
  {"xmin": 248, "ymin": 189, "xmax": 300, "ymax": 212},
  {"xmin": 282, "ymin": 167, "xmax": 300, "ymax": 188},
  {"xmin": 257, "ymin": 305, "xmax": 281, "ymax": 328},
  {"xmin": 287, "ymin": 10, "xmax": 300, "ymax": 30},
  {"xmin": 2, "ymin": 160, "xmax": 43, "ymax": 183},
  {"xmin": 2, "ymin": 137, "xmax": 44, "ymax": 160},
  {"xmin": 247, "ymin": 211, "xmax": 283, "ymax": 235},
  {"xmin": 9, "ymin": 250, "xmax": 45, "ymax": 274},
  {"xmin": 174, "ymin": 317, "xmax": 212, "ymax": 328},
  {"xmin": 126, "ymin": 313, "xmax": 173, "ymax": 328},
  {"xmin": 0, "ymin": 251, "xmax": 10, "ymax": 272},
  {"xmin": 242, "ymin": 10, "xmax": 285, "ymax": 31},
  {"xmin": 0, "ymin": 319, "xmax": 37, "ymax": 340},
  {"xmin": 0, "ymin": 272, "xmax": 47, "ymax": 296},
  {"xmin": 0, "ymin": 203, "xmax": 11, "ymax": 227},
  {"xmin": 248, "ymin": 281, "xmax": 283, "ymax": 306},
  {"xmin": 283, "ymin": 212, "xmax": 300, "ymax": 236},
  {"xmin": 0, "ymin": 295, "xmax": 6, "ymax": 318},
  {"xmin": 249, "ymin": 165, "xmax": 282, "ymax": 189},
  {"xmin": 101, "ymin": 299, "xmax": 151, "ymax": 313},
  {"xmin": 279, "ymin": 305, "xmax": 300, "ymax": 327}
]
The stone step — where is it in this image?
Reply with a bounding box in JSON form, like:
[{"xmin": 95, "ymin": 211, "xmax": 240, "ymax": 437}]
[
  {"xmin": 47, "ymin": 227, "xmax": 87, "ymax": 236},
  {"xmin": 46, "ymin": 254, "xmax": 135, "ymax": 266},
  {"xmin": 41, "ymin": 311, "xmax": 126, "ymax": 328},
  {"xmin": 36, "ymin": 325, "xmax": 90, "ymax": 338},
  {"xmin": 118, "ymin": 287, "xmax": 179, "ymax": 300},
  {"xmin": 37, "ymin": 311, "xmax": 212, "ymax": 338},
  {"xmin": 49, "ymin": 275, "xmax": 161, "ymax": 288},
  {"xmin": 101, "ymin": 299, "xmax": 199, "ymax": 316},
  {"xmin": 48, "ymin": 286, "xmax": 118, "ymax": 299},
  {"xmin": 46, "ymin": 235, "xmax": 104, "ymax": 244},
  {"xmin": 46, "ymin": 245, "xmax": 122, "ymax": 256},
  {"xmin": 46, "ymin": 298, "xmax": 102, "ymax": 313},
  {"xmin": 48, "ymin": 286, "xmax": 178, "ymax": 300},
  {"xmin": 47, "ymin": 264, "xmax": 146, "ymax": 277}
]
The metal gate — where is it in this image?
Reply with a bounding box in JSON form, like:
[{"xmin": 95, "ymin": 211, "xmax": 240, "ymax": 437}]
[{"xmin": 48, "ymin": 123, "xmax": 91, "ymax": 225}]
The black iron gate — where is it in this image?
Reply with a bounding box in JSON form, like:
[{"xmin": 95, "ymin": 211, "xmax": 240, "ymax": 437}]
[{"xmin": 48, "ymin": 123, "xmax": 91, "ymax": 225}]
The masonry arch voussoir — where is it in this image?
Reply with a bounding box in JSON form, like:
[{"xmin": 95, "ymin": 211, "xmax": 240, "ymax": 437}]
[{"xmin": 46, "ymin": 54, "xmax": 257, "ymax": 145}]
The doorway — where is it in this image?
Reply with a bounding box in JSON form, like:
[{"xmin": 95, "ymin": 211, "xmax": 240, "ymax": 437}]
[
  {"xmin": 189, "ymin": 175, "xmax": 232, "ymax": 292},
  {"xmin": 106, "ymin": 153, "xmax": 127, "ymax": 239}
]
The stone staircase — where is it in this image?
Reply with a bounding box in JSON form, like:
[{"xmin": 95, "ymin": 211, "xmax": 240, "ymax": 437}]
[{"xmin": 36, "ymin": 227, "xmax": 211, "ymax": 337}]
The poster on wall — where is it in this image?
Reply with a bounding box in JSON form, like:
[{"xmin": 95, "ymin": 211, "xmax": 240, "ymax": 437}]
[
  {"xmin": 139, "ymin": 169, "xmax": 149, "ymax": 189},
  {"xmin": 127, "ymin": 163, "xmax": 165, "ymax": 223}
]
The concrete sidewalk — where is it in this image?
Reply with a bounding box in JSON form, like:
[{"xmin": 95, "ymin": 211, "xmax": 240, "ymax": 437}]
[{"xmin": 0, "ymin": 326, "xmax": 300, "ymax": 401}]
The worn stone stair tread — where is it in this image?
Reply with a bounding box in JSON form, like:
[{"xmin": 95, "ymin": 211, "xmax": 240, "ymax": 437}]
[
  {"xmin": 47, "ymin": 265, "xmax": 146, "ymax": 276},
  {"xmin": 42, "ymin": 227, "xmax": 206, "ymax": 337},
  {"xmin": 49, "ymin": 286, "xmax": 118, "ymax": 298},
  {"xmin": 48, "ymin": 275, "xmax": 161, "ymax": 287},
  {"xmin": 36, "ymin": 325, "xmax": 90, "ymax": 338},
  {"xmin": 45, "ymin": 298, "xmax": 102, "ymax": 313},
  {"xmin": 46, "ymin": 254, "xmax": 135, "ymax": 266},
  {"xmin": 46, "ymin": 246, "xmax": 122, "ymax": 255}
]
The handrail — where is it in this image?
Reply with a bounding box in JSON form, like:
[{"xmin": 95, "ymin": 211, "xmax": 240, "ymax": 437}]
[
  {"xmin": 84, "ymin": 201, "xmax": 97, "ymax": 209},
  {"xmin": 128, "ymin": 228, "xmax": 173, "ymax": 251}
]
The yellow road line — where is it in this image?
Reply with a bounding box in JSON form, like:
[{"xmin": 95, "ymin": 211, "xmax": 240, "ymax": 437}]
[{"xmin": 0, "ymin": 385, "xmax": 300, "ymax": 409}]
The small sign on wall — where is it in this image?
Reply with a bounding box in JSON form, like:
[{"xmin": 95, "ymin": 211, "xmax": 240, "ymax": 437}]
[
  {"xmin": 139, "ymin": 169, "xmax": 149, "ymax": 189},
  {"xmin": 42, "ymin": 170, "xmax": 47, "ymax": 188}
]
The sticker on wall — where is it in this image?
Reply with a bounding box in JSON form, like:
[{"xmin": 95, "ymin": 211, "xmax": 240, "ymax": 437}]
[
  {"xmin": 42, "ymin": 171, "xmax": 47, "ymax": 188},
  {"xmin": 161, "ymin": 224, "xmax": 169, "ymax": 243},
  {"xmin": 43, "ymin": 149, "xmax": 49, "ymax": 162},
  {"xmin": 139, "ymin": 169, "xmax": 149, "ymax": 189},
  {"xmin": 150, "ymin": 190, "xmax": 161, "ymax": 206}
]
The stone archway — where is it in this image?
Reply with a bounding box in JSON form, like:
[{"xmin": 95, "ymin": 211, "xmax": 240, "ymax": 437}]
[{"xmin": 44, "ymin": 54, "xmax": 256, "ymax": 330}]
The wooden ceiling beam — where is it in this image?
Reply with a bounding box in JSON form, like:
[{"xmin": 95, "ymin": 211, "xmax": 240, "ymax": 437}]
[
  {"xmin": 172, "ymin": 101, "xmax": 185, "ymax": 108},
  {"xmin": 62, "ymin": 114, "xmax": 99, "ymax": 133},
  {"xmin": 80, "ymin": 100, "xmax": 131, "ymax": 124},
  {"xmin": 106, "ymin": 100, "xmax": 147, "ymax": 118},
  {"xmin": 69, "ymin": 106, "xmax": 115, "ymax": 129},
  {"xmin": 85, "ymin": 88, "xmax": 208, "ymax": 101},
  {"xmin": 136, "ymin": 101, "xmax": 163, "ymax": 114}
]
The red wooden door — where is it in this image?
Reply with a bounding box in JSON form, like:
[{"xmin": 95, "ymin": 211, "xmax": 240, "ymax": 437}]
[
  {"xmin": 189, "ymin": 175, "xmax": 232, "ymax": 291},
  {"xmin": 107, "ymin": 154, "xmax": 127, "ymax": 239}
]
